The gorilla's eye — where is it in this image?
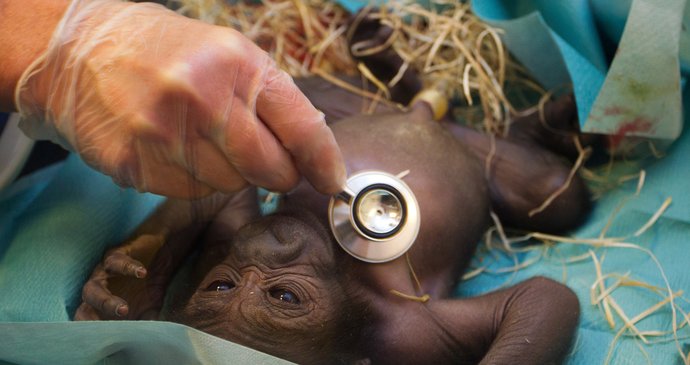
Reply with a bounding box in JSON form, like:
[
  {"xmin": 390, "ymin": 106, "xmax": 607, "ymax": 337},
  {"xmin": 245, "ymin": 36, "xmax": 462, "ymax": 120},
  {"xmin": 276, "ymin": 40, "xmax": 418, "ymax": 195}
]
[
  {"xmin": 206, "ymin": 280, "xmax": 235, "ymax": 292},
  {"xmin": 269, "ymin": 288, "xmax": 301, "ymax": 305}
]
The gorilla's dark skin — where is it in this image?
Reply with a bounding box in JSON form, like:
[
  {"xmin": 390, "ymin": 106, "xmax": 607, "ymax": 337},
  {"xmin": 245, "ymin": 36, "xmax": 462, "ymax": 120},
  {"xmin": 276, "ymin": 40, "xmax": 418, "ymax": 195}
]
[
  {"xmin": 76, "ymin": 9, "xmax": 590, "ymax": 364},
  {"xmin": 77, "ymin": 76, "xmax": 587, "ymax": 364}
]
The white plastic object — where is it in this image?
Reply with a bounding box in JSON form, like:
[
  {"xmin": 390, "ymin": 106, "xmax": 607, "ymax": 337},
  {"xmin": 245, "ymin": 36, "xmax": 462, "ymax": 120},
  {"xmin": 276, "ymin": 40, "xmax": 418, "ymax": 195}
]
[{"xmin": 0, "ymin": 113, "xmax": 35, "ymax": 191}]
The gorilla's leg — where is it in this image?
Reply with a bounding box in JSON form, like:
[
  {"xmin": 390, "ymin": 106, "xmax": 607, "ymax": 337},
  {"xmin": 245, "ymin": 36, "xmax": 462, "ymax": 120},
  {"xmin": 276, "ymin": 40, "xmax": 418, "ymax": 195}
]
[
  {"xmin": 506, "ymin": 95, "xmax": 604, "ymax": 162},
  {"xmin": 441, "ymin": 102, "xmax": 592, "ymax": 233}
]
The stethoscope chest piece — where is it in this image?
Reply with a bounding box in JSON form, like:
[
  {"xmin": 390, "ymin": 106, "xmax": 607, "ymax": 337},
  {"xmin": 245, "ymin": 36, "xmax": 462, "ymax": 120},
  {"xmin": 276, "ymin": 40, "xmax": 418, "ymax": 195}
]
[{"xmin": 328, "ymin": 171, "xmax": 420, "ymax": 263}]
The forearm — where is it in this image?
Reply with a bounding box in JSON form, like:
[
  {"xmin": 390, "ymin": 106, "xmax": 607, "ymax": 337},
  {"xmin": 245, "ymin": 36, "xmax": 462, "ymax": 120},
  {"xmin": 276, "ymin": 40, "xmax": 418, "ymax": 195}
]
[
  {"xmin": 427, "ymin": 276, "xmax": 579, "ymax": 364},
  {"xmin": 0, "ymin": 0, "xmax": 70, "ymax": 111},
  {"xmin": 480, "ymin": 277, "xmax": 580, "ymax": 365}
]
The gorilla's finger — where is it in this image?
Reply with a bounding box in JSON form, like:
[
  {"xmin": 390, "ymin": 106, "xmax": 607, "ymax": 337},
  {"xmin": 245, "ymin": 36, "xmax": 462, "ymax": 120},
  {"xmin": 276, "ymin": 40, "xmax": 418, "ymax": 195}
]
[
  {"xmin": 103, "ymin": 251, "xmax": 147, "ymax": 278},
  {"xmin": 81, "ymin": 278, "xmax": 129, "ymax": 318},
  {"xmin": 74, "ymin": 303, "xmax": 101, "ymax": 321}
]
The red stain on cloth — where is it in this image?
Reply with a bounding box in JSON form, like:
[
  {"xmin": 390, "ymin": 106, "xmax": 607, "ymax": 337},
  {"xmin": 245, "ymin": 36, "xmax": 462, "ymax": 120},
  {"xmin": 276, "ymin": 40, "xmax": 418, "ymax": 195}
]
[{"xmin": 608, "ymin": 117, "xmax": 655, "ymax": 148}]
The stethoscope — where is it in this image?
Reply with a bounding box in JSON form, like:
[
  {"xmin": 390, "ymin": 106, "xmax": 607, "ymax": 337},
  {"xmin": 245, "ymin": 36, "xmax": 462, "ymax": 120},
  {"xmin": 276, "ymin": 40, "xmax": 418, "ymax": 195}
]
[
  {"xmin": 325, "ymin": 89, "xmax": 449, "ymax": 263},
  {"xmin": 328, "ymin": 170, "xmax": 420, "ymax": 263}
]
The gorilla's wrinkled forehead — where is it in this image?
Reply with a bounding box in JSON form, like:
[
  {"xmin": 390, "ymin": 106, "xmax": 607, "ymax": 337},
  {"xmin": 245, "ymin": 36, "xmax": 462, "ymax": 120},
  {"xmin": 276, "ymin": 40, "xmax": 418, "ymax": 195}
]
[
  {"xmin": 238, "ymin": 207, "xmax": 330, "ymax": 241},
  {"xmin": 232, "ymin": 207, "xmax": 338, "ymax": 272}
]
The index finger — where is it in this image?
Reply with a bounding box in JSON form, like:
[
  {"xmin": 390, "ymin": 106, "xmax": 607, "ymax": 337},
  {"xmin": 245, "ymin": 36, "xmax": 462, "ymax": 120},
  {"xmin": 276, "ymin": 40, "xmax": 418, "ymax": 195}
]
[{"xmin": 255, "ymin": 66, "xmax": 346, "ymax": 195}]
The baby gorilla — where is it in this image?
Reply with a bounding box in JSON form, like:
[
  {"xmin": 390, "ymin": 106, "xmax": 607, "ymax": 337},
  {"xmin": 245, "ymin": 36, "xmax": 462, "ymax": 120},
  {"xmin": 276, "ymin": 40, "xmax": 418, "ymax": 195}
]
[{"xmin": 76, "ymin": 76, "xmax": 591, "ymax": 364}]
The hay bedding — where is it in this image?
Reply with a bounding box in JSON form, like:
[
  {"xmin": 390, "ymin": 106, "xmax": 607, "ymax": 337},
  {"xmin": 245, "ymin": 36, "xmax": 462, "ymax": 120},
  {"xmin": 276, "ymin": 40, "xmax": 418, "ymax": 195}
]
[{"xmin": 170, "ymin": 1, "xmax": 690, "ymax": 363}]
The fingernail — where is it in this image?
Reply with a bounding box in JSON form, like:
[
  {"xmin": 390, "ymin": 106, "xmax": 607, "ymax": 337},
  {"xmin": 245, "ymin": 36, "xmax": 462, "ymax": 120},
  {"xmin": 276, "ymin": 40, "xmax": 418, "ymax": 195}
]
[
  {"xmin": 135, "ymin": 267, "xmax": 147, "ymax": 278},
  {"xmin": 115, "ymin": 304, "xmax": 128, "ymax": 317}
]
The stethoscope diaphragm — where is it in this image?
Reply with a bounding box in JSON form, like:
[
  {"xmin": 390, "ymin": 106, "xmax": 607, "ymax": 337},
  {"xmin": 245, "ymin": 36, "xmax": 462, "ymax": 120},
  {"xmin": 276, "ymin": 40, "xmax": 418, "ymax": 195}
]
[{"xmin": 328, "ymin": 171, "xmax": 420, "ymax": 263}]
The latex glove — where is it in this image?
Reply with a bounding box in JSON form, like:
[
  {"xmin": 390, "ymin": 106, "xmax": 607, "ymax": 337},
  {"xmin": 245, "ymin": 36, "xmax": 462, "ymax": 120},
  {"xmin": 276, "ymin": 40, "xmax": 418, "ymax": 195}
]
[{"xmin": 15, "ymin": 0, "xmax": 345, "ymax": 198}]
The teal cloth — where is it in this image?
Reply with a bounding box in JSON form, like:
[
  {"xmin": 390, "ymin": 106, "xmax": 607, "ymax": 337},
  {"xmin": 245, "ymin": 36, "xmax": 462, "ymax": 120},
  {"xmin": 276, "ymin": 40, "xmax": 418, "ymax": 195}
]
[
  {"xmin": 3, "ymin": 1, "xmax": 690, "ymax": 364},
  {"xmin": 0, "ymin": 322, "xmax": 289, "ymax": 365},
  {"xmin": 472, "ymin": 0, "xmax": 687, "ymax": 139},
  {"xmin": 2, "ymin": 117, "xmax": 690, "ymax": 364},
  {"xmin": 457, "ymin": 97, "xmax": 690, "ymax": 364},
  {"xmin": 340, "ymin": 0, "xmax": 687, "ymax": 139},
  {"xmin": 0, "ymin": 155, "xmax": 164, "ymax": 322},
  {"xmin": 0, "ymin": 156, "xmax": 288, "ymax": 364},
  {"xmin": 471, "ymin": 0, "xmax": 605, "ymax": 129}
]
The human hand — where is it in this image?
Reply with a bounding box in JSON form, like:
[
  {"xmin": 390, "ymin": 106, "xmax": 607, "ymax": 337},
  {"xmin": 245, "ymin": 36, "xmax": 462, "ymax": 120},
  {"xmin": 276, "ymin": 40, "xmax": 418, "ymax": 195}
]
[{"xmin": 15, "ymin": 0, "xmax": 345, "ymax": 198}]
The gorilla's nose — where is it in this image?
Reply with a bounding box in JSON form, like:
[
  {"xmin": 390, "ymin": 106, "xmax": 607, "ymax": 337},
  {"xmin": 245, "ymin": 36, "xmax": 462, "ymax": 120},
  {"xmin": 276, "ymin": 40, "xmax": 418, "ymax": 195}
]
[{"xmin": 234, "ymin": 217, "xmax": 306, "ymax": 266}]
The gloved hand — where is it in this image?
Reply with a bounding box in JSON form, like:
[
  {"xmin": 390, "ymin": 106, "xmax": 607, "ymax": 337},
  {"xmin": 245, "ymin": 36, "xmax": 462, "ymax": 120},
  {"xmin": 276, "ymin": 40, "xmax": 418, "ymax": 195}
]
[{"xmin": 15, "ymin": 0, "xmax": 345, "ymax": 198}]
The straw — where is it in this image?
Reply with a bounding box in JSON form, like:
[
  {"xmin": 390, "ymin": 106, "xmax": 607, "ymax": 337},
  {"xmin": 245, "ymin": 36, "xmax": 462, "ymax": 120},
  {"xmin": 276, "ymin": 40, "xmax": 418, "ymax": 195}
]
[
  {"xmin": 528, "ymin": 136, "xmax": 591, "ymax": 217},
  {"xmin": 469, "ymin": 193, "xmax": 686, "ymax": 364},
  {"xmin": 172, "ymin": 0, "xmax": 684, "ymax": 361},
  {"xmin": 173, "ymin": 0, "xmax": 535, "ymax": 128},
  {"xmin": 172, "ymin": 0, "xmax": 357, "ymax": 77}
]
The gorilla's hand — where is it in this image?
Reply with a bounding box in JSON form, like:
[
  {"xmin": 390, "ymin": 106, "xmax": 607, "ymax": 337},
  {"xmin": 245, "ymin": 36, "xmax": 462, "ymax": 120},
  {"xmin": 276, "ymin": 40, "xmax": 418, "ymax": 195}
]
[{"xmin": 75, "ymin": 233, "xmax": 166, "ymax": 320}]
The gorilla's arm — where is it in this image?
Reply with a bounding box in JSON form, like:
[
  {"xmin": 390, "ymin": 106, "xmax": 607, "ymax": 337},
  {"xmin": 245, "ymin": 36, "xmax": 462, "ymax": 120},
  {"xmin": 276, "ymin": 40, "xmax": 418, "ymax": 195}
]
[
  {"xmin": 74, "ymin": 189, "xmax": 259, "ymax": 320},
  {"xmin": 428, "ymin": 276, "xmax": 580, "ymax": 364},
  {"xmin": 366, "ymin": 277, "xmax": 578, "ymax": 364}
]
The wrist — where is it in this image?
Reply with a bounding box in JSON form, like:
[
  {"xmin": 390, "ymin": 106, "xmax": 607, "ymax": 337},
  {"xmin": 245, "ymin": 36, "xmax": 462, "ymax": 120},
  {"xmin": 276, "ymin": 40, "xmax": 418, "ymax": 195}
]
[
  {"xmin": 13, "ymin": 0, "xmax": 133, "ymax": 138},
  {"xmin": 0, "ymin": 0, "xmax": 71, "ymax": 111}
]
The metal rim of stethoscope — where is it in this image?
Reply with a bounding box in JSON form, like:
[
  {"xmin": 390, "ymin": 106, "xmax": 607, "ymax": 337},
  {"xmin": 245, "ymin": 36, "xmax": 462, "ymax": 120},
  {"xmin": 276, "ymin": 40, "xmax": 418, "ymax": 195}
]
[{"xmin": 328, "ymin": 170, "xmax": 420, "ymax": 263}]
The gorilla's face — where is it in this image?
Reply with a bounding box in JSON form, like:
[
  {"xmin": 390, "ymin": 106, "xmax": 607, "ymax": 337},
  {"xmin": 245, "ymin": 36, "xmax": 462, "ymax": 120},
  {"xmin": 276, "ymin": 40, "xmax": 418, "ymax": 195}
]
[{"xmin": 169, "ymin": 210, "xmax": 359, "ymax": 364}]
